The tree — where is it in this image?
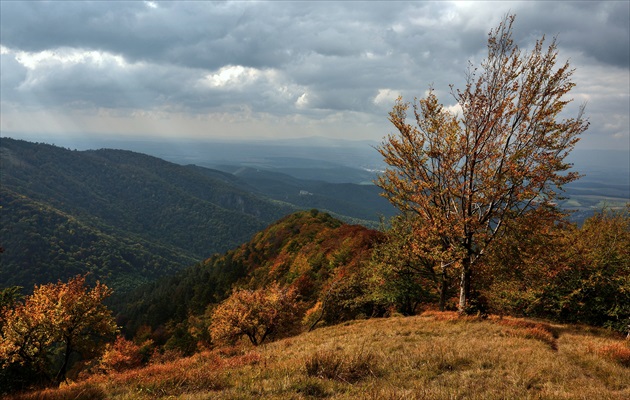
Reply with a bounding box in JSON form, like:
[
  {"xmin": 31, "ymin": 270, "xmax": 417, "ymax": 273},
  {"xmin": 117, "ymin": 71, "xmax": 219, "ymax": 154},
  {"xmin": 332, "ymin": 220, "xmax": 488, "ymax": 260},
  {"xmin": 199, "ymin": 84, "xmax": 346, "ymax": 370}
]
[
  {"xmin": 376, "ymin": 15, "xmax": 589, "ymax": 313},
  {"xmin": 476, "ymin": 207, "xmax": 571, "ymax": 317},
  {"xmin": 0, "ymin": 292, "xmax": 52, "ymax": 388},
  {"xmin": 209, "ymin": 283, "xmax": 302, "ymax": 346},
  {"xmin": 550, "ymin": 209, "xmax": 630, "ymax": 331},
  {"xmin": 0, "ymin": 275, "xmax": 118, "ymax": 385},
  {"xmin": 371, "ymin": 214, "xmax": 449, "ymax": 313},
  {"xmin": 480, "ymin": 207, "xmax": 630, "ymax": 334}
]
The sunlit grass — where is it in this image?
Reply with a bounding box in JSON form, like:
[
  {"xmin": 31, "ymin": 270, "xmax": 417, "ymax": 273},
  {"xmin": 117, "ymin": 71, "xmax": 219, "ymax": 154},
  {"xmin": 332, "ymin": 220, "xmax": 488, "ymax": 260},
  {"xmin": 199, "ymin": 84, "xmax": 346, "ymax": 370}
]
[{"xmin": 9, "ymin": 312, "xmax": 630, "ymax": 399}]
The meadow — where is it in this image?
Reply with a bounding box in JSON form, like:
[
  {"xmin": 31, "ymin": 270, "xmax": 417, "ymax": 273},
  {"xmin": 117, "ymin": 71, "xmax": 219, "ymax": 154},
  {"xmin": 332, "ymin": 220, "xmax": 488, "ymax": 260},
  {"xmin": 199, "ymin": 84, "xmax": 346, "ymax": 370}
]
[{"xmin": 11, "ymin": 311, "xmax": 629, "ymax": 400}]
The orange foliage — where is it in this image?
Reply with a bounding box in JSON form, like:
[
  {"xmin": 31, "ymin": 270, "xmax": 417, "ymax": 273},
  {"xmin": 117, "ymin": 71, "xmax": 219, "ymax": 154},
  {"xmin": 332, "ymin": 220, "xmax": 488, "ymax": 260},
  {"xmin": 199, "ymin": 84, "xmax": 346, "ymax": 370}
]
[
  {"xmin": 209, "ymin": 283, "xmax": 302, "ymax": 346},
  {"xmin": 376, "ymin": 14, "xmax": 588, "ymax": 312},
  {"xmin": 0, "ymin": 275, "xmax": 117, "ymax": 383},
  {"xmin": 98, "ymin": 336, "xmax": 143, "ymax": 373}
]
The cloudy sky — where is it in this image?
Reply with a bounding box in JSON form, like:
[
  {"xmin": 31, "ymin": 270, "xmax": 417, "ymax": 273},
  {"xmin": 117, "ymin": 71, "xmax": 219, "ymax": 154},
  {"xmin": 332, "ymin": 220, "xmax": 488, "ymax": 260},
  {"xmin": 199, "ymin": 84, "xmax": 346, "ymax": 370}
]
[{"xmin": 1, "ymin": 1, "xmax": 628, "ymax": 150}]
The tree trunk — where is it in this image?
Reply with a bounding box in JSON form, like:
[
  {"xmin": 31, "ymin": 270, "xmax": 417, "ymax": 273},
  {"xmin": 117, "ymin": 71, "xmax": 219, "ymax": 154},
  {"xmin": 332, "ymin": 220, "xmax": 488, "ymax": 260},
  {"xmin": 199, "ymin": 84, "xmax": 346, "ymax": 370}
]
[
  {"xmin": 56, "ymin": 337, "xmax": 72, "ymax": 383},
  {"xmin": 439, "ymin": 261, "xmax": 448, "ymax": 311},
  {"xmin": 458, "ymin": 257, "xmax": 472, "ymax": 314}
]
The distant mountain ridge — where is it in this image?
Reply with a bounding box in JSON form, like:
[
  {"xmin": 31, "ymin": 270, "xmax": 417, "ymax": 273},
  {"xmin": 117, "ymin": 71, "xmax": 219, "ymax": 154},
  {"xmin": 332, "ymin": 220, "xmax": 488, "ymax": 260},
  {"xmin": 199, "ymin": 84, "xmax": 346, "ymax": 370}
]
[{"xmin": 209, "ymin": 165, "xmax": 395, "ymax": 222}]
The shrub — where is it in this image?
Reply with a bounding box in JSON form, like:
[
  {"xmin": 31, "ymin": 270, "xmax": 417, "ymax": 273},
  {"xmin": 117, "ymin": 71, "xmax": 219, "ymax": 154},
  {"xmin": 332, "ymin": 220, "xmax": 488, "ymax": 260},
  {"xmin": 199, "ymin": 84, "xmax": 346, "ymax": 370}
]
[
  {"xmin": 210, "ymin": 283, "xmax": 303, "ymax": 346},
  {"xmin": 98, "ymin": 336, "xmax": 143, "ymax": 372}
]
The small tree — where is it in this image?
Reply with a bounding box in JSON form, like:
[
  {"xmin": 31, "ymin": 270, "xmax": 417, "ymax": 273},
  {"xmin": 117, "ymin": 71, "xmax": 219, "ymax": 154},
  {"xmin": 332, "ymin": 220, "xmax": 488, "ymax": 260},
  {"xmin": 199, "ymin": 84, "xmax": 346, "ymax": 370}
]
[
  {"xmin": 376, "ymin": 15, "xmax": 588, "ymax": 312},
  {"xmin": 371, "ymin": 214, "xmax": 448, "ymax": 313},
  {"xmin": 552, "ymin": 209, "xmax": 630, "ymax": 331},
  {"xmin": 481, "ymin": 207, "xmax": 630, "ymax": 333},
  {"xmin": 209, "ymin": 283, "xmax": 301, "ymax": 346},
  {"xmin": 0, "ymin": 293, "xmax": 52, "ymax": 385},
  {"xmin": 0, "ymin": 275, "xmax": 118, "ymax": 385}
]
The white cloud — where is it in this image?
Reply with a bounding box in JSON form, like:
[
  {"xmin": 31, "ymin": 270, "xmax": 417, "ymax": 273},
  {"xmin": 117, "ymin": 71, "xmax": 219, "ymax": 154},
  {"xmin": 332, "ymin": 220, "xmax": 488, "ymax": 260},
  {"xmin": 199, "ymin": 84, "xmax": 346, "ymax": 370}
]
[
  {"xmin": 296, "ymin": 92, "xmax": 310, "ymax": 109},
  {"xmin": 12, "ymin": 47, "xmax": 129, "ymax": 70},
  {"xmin": 201, "ymin": 65, "xmax": 264, "ymax": 89},
  {"xmin": 445, "ymin": 103, "xmax": 463, "ymax": 116},
  {"xmin": 373, "ymin": 89, "xmax": 400, "ymax": 106}
]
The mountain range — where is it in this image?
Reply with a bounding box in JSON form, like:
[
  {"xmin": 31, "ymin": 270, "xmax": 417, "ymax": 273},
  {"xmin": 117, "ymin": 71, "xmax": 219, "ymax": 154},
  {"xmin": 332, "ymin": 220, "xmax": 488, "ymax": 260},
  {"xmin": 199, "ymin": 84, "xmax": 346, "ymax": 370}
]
[{"xmin": 0, "ymin": 138, "xmax": 393, "ymax": 292}]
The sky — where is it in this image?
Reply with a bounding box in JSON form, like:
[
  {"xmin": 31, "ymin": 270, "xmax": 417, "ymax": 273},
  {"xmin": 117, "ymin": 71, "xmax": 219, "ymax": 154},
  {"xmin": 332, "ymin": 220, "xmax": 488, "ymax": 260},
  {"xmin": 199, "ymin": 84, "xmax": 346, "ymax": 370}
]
[{"xmin": 1, "ymin": 1, "xmax": 629, "ymax": 150}]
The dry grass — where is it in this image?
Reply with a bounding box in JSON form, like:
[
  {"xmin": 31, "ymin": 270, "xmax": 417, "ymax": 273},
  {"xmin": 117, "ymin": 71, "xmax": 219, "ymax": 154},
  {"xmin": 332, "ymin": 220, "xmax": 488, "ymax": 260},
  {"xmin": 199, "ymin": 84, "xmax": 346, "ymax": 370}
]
[
  {"xmin": 305, "ymin": 347, "xmax": 378, "ymax": 383},
  {"xmin": 598, "ymin": 343, "xmax": 630, "ymax": 367},
  {"xmin": 8, "ymin": 313, "xmax": 630, "ymax": 399},
  {"xmin": 491, "ymin": 316, "xmax": 560, "ymax": 350}
]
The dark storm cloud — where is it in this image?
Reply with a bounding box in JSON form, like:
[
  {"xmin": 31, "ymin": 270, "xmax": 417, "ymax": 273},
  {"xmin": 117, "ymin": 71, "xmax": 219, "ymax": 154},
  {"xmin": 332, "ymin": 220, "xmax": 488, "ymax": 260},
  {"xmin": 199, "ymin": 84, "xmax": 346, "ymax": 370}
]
[
  {"xmin": 0, "ymin": 1, "xmax": 627, "ymax": 147},
  {"xmin": 1, "ymin": 1, "xmax": 289, "ymax": 70},
  {"xmin": 511, "ymin": 1, "xmax": 629, "ymax": 68}
]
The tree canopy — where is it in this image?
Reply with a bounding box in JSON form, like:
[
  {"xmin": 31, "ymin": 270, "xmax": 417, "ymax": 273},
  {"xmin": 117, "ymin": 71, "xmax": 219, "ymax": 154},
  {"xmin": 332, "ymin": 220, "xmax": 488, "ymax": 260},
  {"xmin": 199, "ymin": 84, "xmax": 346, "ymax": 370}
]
[
  {"xmin": 0, "ymin": 275, "xmax": 117, "ymax": 388},
  {"xmin": 376, "ymin": 15, "xmax": 589, "ymax": 312}
]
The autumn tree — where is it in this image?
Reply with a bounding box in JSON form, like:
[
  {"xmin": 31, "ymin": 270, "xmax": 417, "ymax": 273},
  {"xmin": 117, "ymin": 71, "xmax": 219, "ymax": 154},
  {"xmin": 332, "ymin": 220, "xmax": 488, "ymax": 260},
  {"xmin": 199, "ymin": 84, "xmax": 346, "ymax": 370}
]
[
  {"xmin": 0, "ymin": 275, "xmax": 117, "ymax": 386},
  {"xmin": 209, "ymin": 283, "xmax": 302, "ymax": 346},
  {"xmin": 0, "ymin": 292, "xmax": 52, "ymax": 389},
  {"xmin": 376, "ymin": 15, "xmax": 588, "ymax": 313}
]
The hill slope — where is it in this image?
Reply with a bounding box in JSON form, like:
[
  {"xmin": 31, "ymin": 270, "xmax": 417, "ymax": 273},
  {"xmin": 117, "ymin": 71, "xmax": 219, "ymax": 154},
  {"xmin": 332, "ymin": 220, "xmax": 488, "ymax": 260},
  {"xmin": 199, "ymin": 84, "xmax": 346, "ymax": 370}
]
[
  {"xmin": 11, "ymin": 312, "xmax": 630, "ymax": 400},
  {"xmin": 116, "ymin": 210, "xmax": 383, "ymax": 334},
  {"xmin": 0, "ymin": 188, "xmax": 197, "ymax": 292},
  {"xmin": 0, "ymin": 138, "xmax": 297, "ymax": 291}
]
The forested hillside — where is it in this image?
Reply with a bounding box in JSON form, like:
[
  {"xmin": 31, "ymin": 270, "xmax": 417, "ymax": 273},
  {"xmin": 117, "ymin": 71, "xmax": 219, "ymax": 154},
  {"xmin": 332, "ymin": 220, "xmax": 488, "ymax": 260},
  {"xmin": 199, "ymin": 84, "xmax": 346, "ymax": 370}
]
[
  {"xmin": 115, "ymin": 210, "xmax": 383, "ymax": 342},
  {"xmin": 1, "ymin": 189, "xmax": 196, "ymax": 292},
  {"xmin": 0, "ymin": 138, "xmax": 297, "ymax": 291},
  {"xmin": 1, "ymin": 138, "xmax": 396, "ymax": 293}
]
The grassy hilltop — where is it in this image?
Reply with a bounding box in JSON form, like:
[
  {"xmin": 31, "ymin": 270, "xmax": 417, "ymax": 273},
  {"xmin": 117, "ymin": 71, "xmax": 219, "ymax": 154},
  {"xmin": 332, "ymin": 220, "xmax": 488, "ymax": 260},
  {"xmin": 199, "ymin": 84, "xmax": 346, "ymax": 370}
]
[{"xmin": 11, "ymin": 312, "xmax": 629, "ymax": 400}]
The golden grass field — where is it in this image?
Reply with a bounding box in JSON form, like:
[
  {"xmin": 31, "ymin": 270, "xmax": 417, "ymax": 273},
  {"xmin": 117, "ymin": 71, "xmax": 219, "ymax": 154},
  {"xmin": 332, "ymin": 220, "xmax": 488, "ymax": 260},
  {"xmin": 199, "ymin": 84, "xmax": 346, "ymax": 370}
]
[{"xmin": 11, "ymin": 312, "xmax": 630, "ymax": 400}]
